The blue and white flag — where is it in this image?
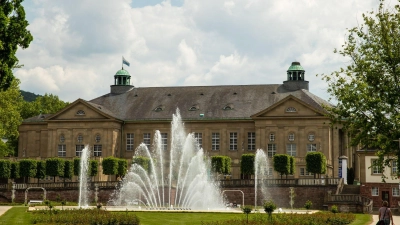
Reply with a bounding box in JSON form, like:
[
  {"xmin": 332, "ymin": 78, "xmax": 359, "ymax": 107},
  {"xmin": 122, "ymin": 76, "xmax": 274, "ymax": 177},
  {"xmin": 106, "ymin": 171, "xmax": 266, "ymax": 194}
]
[{"xmin": 122, "ymin": 57, "xmax": 130, "ymax": 67}]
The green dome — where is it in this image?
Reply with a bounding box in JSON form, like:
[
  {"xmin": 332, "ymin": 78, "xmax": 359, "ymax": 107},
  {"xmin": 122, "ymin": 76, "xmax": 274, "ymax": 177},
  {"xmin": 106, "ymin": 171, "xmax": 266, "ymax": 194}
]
[
  {"xmin": 287, "ymin": 62, "xmax": 304, "ymax": 71},
  {"xmin": 115, "ymin": 69, "xmax": 130, "ymax": 76}
]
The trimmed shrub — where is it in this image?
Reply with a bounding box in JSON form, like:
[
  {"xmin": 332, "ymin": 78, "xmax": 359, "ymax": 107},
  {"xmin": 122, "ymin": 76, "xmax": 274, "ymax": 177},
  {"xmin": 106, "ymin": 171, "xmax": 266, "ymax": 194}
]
[
  {"xmin": 89, "ymin": 160, "xmax": 99, "ymax": 177},
  {"xmin": 45, "ymin": 158, "xmax": 65, "ymax": 182},
  {"xmin": 306, "ymin": 152, "xmax": 327, "ymax": 178},
  {"xmin": 0, "ymin": 160, "xmax": 11, "ymax": 179},
  {"xmin": 102, "ymin": 156, "xmax": 119, "ymax": 175},
  {"xmin": 20, "ymin": 159, "xmax": 37, "ymax": 181},
  {"xmin": 132, "ymin": 156, "xmax": 151, "ymax": 173},
  {"xmin": 117, "ymin": 159, "xmax": 128, "ymax": 177},
  {"xmin": 35, "ymin": 160, "xmax": 46, "ymax": 182},
  {"xmin": 62, "ymin": 160, "xmax": 74, "ymax": 179},
  {"xmin": 10, "ymin": 161, "xmax": 19, "ymax": 179},
  {"xmin": 273, "ymin": 154, "xmax": 290, "ymax": 179},
  {"xmin": 240, "ymin": 154, "xmax": 255, "ymax": 177}
]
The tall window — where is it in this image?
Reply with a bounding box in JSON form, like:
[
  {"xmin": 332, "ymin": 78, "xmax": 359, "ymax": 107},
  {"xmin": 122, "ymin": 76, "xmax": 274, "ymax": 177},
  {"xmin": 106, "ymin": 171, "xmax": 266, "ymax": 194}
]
[
  {"xmin": 126, "ymin": 133, "xmax": 134, "ymax": 151},
  {"xmin": 307, "ymin": 144, "xmax": 317, "ymax": 152},
  {"xmin": 194, "ymin": 133, "xmax": 202, "ymax": 149},
  {"xmin": 372, "ymin": 159, "xmax": 382, "ymax": 174},
  {"xmin": 212, "ymin": 133, "xmax": 220, "ymax": 150},
  {"xmin": 58, "ymin": 145, "xmax": 66, "ymax": 157},
  {"xmin": 161, "ymin": 133, "xmax": 168, "ymax": 151},
  {"xmin": 308, "ymin": 134, "xmax": 315, "ymax": 142},
  {"xmin": 76, "ymin": 145, "xmax": 84, "ymax": 156},
  {"xmin": 269, "ymin": 133, "xmax": 275, "ymax": 142},
  {"xmin": 392, "ymin": 161, "xmax": 397, "ymax": 175},
  {"xmin": 94, "ymin": 145, "xmax": 102, "ymax": 157},
  {"xmin": 286, "ymin": 144, "xmax": 296, "ymax": 156},
  {"xmin": 393, "ymin": 187, "xmax": 400, "ymax": 196},
  {"xmin": 143, "ymin": 133, "xmax": 151, "ymax": 149},
  {"xmin": 229, "ymin": 132, "xmax": 238, "ymax": 150},
  {"xmin": 267, "ymin": 144, "xmax": 277, "ymax": 157},
  {"xmin": 371, "ymin": 187, "xmax": 379, "ymax": 196},
  {"xmin": 77, "ymin": 134, "xmax": 83, "ymax": 143},
  {"xmin": 248, "ymin": 132, "xmax": 255, "ymax": 150}
]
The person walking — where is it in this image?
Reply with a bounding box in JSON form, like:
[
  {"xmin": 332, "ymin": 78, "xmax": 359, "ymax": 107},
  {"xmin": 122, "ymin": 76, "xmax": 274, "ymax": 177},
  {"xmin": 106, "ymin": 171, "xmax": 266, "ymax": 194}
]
[{"xmin": 378, "ymin": 201, "xmax": 394, "ymax": 225}]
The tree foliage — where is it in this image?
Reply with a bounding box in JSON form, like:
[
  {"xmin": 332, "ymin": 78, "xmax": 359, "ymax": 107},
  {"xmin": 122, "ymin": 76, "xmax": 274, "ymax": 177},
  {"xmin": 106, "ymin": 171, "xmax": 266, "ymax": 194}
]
[
  {"xmin": 102, "ymin": 157, "xmax": 119, "ymax": 175},
  {"xmin": 62, "ymin": 160, "xmax": 74, "ymax": 179},
  {"xmin": 132, "ymin": 156, "xmax": 151, "ymax": 173},
  {"xmin": 305, "ymin": 152, "xmax": 327, "ymax": 178},
  {"xmin": 273, "ymin": 154, "xmax": 291, "ymax": 179},
  {"xmin": 10, "ymin": 161, "xmax": 19, "ymax": 179},
  {"xmin": 45, "ymin": 158, "xmax": 65, "ymax": 182},
  {"xmin": 0, "ymin": 79, "xmax": 23, "ymax": 140},
  {"xmin": 117, "ymin": 159, "xmax": 128, "ymax": 177},
  {"xmin": 19, "ymin": 158, "xmax": 37, "ymax": 179},
  {"xmin": 211, "ymin": 155, "xmax": 231, "ymax": 174},
  {"xmin": 319, "ymin": 0, "xmax": 400, "ymax": 173},
  {"xmin": 240, "ymin": 154, "xmax": 255, "ymax": 176},
  {"xmin": 20, "ymin": 93, "xmax": 69, "ymax": 119},
  {"xmin": 0, "ymin": 0, "xmax": 33, "ymax": 90},
  {"xmin": 0, "ymin": 159, "xmax": 11, "ymax": 179},
  {"xmin": 89, "ymin": 160, "xmax": 99, "ymax": 177}
]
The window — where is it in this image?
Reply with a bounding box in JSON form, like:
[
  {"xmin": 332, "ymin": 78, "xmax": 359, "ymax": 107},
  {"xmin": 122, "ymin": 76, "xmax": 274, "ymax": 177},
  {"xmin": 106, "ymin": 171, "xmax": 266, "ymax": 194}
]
[
  {"xmin": 126, "ymin": 133, "xmax": 134, "ymax": 151},
  {"xmin": 76, "ymin": 110, "xmax": 85, "ymax": 115},
  {"xmin": 95, "ymin": 134, "xmax": 101, "ymax": 143},
  {"xmin": 371, "ymin": 187, "xmax": 379, "ymax": 196},
  {"xmin": 154, "ymin": 106, "xmax": 163, "ymax": 112},
  {"xmin": 392, "ymin": 161, "xmax": 397, "ymax": 175},
  {"xmin": 393, "ymin": 187, "xmax": 400, "ymax": 196},
  {"xmin": 143, "ymin": 133, "xmax": 151, "ymax": 149},
  {"xmin": 286, "ymin": 107, "xmax": 297, "ymax": 112},
  {"xmin": 286, "ymin": 144, "xmax": 296, "ymax": 156},
  {"xmin": 77, "ymin": 134, "xmax": 83, "ymax": 143},
  {"xmin": 307, "ymin": 144, "xmax": 317, "ymax": 152},
  {"xmin": 372, "ymin": 159, "xmax": 382, "ymax": 174},
  {"xmin": 60, "ymin": 134, "xmax": 65, "ymax": 143},
  {"xmin": 248, "ymin": 132, "xmax": 255, "ymax": 150},
  {"xmin": 288, "ymin": 133, "xmax": 295, "ymax": 141},
  {"xmin": 229, "ymin": 132, "xmax": 238, "ymax": 150},
  {"xmin": 58, "ymin": 145, "xmax": 66, "ymax": 157},
  {"xmin": 93, "ymin": 145, "xmax": 102, "ymax": 157},
  {"xmin": 267, "ymin": 144, "xmax": 277, "ymax": 158},
  {"xmin": 308, "ymin": 134, "xmax": 315, "ymax": 142},
  {"xmin": 161, "ymin": 133, "xmax": 168, "ymax": 151},
  {"xmin": 268, "ymin": 168, "xmax": 273, "ymax": 176},
  {"xmin": 269, "ymin": 133, "xmax": 275, "ymax": 142},
  {"xmin": 300, "ymin": 168, "xmax": 313, "ymax": 176},
  {"xmin": 194, "ymin": 133, "xmax": 202, "ymax": 149},
  {"xmin": 189, "ymin": 106, "xmax": 198, "ymax": 111},
  {"xmin": 76, "ymin": 145, "xmax": 84, "ymax": 156},
  {"xmin": 212, "ymin": 133, "xmax": 220, "ymax": 150}
]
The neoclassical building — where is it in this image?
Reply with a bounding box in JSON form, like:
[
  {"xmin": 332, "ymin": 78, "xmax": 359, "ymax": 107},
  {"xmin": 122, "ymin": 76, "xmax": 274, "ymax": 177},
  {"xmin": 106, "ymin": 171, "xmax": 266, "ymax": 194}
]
[{"xmin": 18, "ymin": 62, "xmax": 353, "ymax": 181}]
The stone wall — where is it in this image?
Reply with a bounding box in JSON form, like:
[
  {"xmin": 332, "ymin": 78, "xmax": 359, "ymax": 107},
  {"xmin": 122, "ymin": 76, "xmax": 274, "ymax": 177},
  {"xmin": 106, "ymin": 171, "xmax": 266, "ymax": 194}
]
[
  {"xmin": 360, "ymin": 182, "xmax": 400, "ymax": 208},
  {"xmin": 0, "ymin": 185, "xmax": 336, "ymax": 209}
]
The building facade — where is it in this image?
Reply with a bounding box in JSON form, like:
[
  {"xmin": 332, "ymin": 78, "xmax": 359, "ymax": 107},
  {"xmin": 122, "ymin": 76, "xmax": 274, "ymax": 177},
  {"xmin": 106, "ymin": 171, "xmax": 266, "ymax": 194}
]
[{"xmin": 18, "ymin": 62, "xmax": 353, "ymax": 181}]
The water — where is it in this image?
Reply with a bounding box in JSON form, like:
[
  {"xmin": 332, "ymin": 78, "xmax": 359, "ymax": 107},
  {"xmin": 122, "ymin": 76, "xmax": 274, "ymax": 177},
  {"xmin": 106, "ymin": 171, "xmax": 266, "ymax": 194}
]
[
  {"xmin": 254, "ymin": 149, "xmax": 270, "ymax": 209},
  {"xmin": 111, "ymin": 109, "xmax": 225, "ymax": 209},
  {"xmin": 78, "ymin": 145, "xmax": 90, "ymax": 207}
]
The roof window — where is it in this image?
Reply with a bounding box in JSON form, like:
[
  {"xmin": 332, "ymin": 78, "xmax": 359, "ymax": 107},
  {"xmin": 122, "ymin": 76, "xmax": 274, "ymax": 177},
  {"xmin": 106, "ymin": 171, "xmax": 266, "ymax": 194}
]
[
  {"xmin": 286, "ymin": 107, "xmax": 297, "ymax": 112},
  {"xmin": 76, "ymin": 110, "xmax": 85, "ymax": 115},
  {"xmin": 189, "ymin": 105, "xmax": 199, "ymax": 111},
  {"xmin": 223, "ymin": 104, "xmax": 234, "ymax": 110},
  {"xmin": 154, "ymin": 105, "xmax": 164, "ymax": 112}
]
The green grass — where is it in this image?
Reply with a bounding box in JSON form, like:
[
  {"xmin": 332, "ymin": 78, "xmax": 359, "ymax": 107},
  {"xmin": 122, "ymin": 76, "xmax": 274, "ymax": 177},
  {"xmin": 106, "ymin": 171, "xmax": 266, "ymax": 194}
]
[
  {"xmin": 0, "ymin": 206, "xmax": 373, "ymax": 225},
  {"xmin": 0, "ymin": 207, "xmax": 31, "ymax": 225}
]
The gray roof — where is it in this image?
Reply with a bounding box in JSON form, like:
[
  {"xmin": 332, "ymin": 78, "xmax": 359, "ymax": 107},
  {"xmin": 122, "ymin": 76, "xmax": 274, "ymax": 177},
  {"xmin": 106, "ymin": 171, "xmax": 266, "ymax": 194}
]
[{"xmin": 88, "ymin": 84, "xmax": 332, "ymax": 121}]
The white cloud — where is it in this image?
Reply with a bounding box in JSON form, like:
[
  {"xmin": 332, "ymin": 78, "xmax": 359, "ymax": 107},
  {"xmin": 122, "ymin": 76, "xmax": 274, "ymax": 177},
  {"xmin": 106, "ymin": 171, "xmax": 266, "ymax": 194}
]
[{"xmin": 15, "ymin": 0, "xmax": 390, "ymax": 102}]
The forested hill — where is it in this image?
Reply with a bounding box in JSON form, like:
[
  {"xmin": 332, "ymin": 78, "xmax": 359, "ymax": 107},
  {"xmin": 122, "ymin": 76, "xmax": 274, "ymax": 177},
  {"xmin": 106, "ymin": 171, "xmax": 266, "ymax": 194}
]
[{"xmin": 20, "ymin": 90, "xmax": 41, "ymax": 102}]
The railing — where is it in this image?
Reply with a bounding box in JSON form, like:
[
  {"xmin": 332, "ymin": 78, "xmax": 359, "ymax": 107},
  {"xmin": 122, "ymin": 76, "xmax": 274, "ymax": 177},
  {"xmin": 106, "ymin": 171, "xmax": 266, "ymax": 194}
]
[
  {"xmin": 335, "ymin": 178, "xmax": 344, "ymax": 194},
  {"xmin": 327, "ymin": 193, "xmax": 373, "ymax": 213},
  {"xmin": 220, "ymin": 178, "xmax": 340, "ymax": 187},
  {"xmin": 7, "ymin": 181, "xmax": 121, "ymax": 190}
]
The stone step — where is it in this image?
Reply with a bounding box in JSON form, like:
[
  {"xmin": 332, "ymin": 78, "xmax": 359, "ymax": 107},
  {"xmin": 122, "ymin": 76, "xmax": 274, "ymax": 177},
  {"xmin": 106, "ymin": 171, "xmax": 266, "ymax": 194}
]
[{"xmin": 341, "ymin": 185, "xmax": 360, "ymax": 194}]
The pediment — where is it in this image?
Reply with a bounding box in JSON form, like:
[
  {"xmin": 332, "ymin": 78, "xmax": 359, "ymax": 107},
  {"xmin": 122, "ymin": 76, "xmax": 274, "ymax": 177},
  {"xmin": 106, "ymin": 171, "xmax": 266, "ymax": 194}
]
[
  {"xmin": 252, "ymin": 95, "xmax": 325, "ymax": 118},
  {"xmin": 46, "ymin": 99, "xmax": 116, "ymax": 121}
]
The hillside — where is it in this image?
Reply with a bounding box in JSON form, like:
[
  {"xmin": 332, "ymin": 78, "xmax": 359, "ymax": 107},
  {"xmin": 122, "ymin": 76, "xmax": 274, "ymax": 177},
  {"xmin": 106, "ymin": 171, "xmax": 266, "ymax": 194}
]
[{"xmin": 20, "ymin": 90, "xmax": 41, "ymax": 102}]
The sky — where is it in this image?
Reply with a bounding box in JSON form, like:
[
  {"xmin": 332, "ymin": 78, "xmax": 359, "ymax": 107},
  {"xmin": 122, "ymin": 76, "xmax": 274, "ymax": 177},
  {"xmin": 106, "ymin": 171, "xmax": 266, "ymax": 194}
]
[{"xmin": 14, "ymin": 0, "xmax": 386, "ymax": 102}]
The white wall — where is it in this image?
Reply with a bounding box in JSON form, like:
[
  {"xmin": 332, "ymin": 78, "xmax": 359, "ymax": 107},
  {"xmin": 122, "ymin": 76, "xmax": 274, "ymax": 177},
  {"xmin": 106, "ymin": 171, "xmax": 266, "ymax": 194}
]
[{"xmin": 365, "ymin": 156, "xmax": 398, "ymax": 183}]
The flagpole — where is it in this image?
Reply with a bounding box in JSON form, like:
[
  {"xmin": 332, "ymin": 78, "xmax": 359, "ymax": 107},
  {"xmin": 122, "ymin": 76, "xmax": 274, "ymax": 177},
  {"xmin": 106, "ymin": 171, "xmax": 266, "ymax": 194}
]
[{"xmin": 122, "ymin": 56, "xmax": 123, "ymax": 69}]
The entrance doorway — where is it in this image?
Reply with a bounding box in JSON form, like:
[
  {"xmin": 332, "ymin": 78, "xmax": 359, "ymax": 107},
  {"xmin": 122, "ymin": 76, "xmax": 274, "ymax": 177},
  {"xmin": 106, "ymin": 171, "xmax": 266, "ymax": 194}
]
[{"xmin": 382, "ymin": 191, "xmax": 390, "ymax": 206}]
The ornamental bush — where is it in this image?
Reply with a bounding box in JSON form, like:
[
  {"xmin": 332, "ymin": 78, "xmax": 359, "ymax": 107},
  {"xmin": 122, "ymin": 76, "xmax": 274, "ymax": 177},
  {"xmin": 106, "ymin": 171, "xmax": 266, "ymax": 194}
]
[
  {"xmin": 102, "ymin": 157, "xmax": 119, "ymax": 175},
  {"xmin": 273, "ymin": 154, "xmax": 290, "ymax": 179},
  {"xmin": 0, "ymin": 160, "xmax": 11, "ymax": 179},
  {"xmin": 241, "ymin": 154, "xmax": 255, "ymax": 177},
  {"xmin": 45, "ymin": 158, "xmax": 65, "ymax": 182},
  {"xmin": 20, "ymin": 159, "xmax": 37, "ymax": 181}
]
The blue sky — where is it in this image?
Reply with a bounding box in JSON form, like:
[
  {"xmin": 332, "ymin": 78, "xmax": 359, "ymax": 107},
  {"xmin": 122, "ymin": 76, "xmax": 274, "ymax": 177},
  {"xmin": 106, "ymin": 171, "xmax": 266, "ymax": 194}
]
[{"xmin": 16, "ymin": 0, "xmax": 383, "ymax": 102}]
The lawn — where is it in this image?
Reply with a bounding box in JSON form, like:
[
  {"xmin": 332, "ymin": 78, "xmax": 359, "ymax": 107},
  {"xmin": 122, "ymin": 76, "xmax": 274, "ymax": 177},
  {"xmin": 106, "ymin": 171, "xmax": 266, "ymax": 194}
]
[{"xmin": 0, "ymin": 206, "xmax": 373, "ymax": 225}]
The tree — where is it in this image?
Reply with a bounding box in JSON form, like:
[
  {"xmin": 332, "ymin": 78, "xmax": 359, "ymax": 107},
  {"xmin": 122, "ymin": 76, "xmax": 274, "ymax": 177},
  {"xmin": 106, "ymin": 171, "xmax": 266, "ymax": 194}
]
[
  {"xmin": 240, "ymin": 154, "xmax": 255, "ymax": 179},
  {"xmin": 10, "ymin": 161, "xmax": 19, "ymax": 180},
  {"xmin": 73, "ymin": 158, "xmax": 80, "ymax": 176},
  {"xmin": 305, "ymin": 152, "xmax": 327, "ymax": 179},
  {"xmin": 89, "ymin": 160, "xmax": 99, "ymax": 178},
  {"xmin": 61, "ymin": 160, "xmax": 74, "ymax": 182},
  {"xmin": 0, "ymin": 79, "xmax": 23, "ymax": 142},
  {"xmin": 0, "ymin": 0, "xmax": 33, "ymax": 90},
  {"xmin": 45, "ymin": 158, "xmax": 65, "ymax": 182},
  {"xmin": 132, "ymin": 156, "xmax": 151, "ymax": 173},
  {"xmin": 319, "ymin": 1, "xmax": 400, "ymax": 173},
  {"xmin": 273, "ymin": 154, "xmax": 290, "ymax": 179},
  {"xmin": 0, "ymin": 160, "xmax": 11, "ymax": 179},
  {"xmin": 35, "ymin": 160, "xmax": 46, "ymax": 183},
  {"xmin": 102, "ymin": 157, "xmax": 119, "ymax": 175},
  {"xmin": 117, "ymin": 159, "xmax": 127, "ymax": 178},
  {"xmin": 19, "ymin": 159, "xmax": 37, "ymax": 182},
  {"xmin": 20, "ymin": 93, "xmax": 69, "ymax": 119}
]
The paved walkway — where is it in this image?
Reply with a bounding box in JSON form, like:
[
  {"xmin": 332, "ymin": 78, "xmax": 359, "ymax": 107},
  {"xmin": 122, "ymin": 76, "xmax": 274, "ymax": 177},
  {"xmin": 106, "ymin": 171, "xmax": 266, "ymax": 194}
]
[
  {"xmin": 370, "ymin": 214, "xmax": 400, "ymax": 225},
  {"xmin": 0, "ymin": 206, "xmax": 11, "ymax": 217}
]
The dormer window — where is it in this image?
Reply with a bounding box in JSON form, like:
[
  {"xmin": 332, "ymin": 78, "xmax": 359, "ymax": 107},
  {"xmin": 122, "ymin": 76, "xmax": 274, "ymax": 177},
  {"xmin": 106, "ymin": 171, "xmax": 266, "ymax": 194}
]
[
  {"xmin": 154, "ymin": 105, "xmax": 164, "ymax": 112},
  {"xmin": 76, "ymin": 110, "xmax": 85, "ymax": 116},
  {"xmin": 189, "ymin": 105, "xmax": 199, "ymax": 111},
  {"xmin": 286, "ymin": 107, "xmax": 297, "ymax": 113}
]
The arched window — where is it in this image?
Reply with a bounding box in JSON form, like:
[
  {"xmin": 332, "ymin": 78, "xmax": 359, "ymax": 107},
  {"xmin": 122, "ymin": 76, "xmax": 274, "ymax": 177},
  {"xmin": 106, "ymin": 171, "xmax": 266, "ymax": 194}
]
[
  {"xmin": 308, "ymin": 133, "xmax": 315, "ymax": 142},
  {"xmin": 60, "ymin": 134, "xmax": 65, "ymax": 143},
  {"xmin": 76, "ymin": 110, "xmax": 85, "ymax": 115},
  {"xmin": 286, "ymin": 107, "xmax": 297, "ymax": 112},
  {"xmin": 154, "ymin": 105, "xmax": 164, "ymax": 112},
  {"xmin": 269, "ymin": 133, "xmax": 275, "ymax": 142},
  {"xmin": 77, "ymin": 134, "xmax": 83, "ymax": 143},
  {"xmin": 288, "ymin": 133, "xmax": 295, "ymax": 141},
  {"xmin": 95, "ymin": 134, "xmax": 101, "ymax": 143}
]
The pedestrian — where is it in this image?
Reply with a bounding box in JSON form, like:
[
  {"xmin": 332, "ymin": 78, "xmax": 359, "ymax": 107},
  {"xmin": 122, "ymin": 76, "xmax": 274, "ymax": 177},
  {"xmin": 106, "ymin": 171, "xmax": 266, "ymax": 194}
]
[{"xmin": 378, "ymin": 201, "xmax": 394, "ymax": 225}]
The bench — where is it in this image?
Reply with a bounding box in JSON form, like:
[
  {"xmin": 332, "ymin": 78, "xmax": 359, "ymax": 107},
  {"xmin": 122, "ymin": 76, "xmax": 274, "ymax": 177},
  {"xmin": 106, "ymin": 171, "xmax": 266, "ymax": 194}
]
[{"xmin": 29, "ymin": 200, "xmax": 43, "ymax": 206}]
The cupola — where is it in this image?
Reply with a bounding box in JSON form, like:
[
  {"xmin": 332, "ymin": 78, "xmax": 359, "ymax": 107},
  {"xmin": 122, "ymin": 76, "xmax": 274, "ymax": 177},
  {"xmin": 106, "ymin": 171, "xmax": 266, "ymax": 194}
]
[
  {"xmin": 283, "ymin": 62, "xmax": 309, "ymax": 91},
  {"xmin": 110, "ymin": 68, "xmax": 134, "ymax": 94}
]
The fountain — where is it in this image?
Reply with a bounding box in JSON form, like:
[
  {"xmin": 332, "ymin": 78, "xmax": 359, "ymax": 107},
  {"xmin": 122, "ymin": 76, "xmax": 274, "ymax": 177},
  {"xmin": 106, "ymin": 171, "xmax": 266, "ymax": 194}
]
[
  {"xmin": 254, "ymin": 149, "xmax": 270, "ymax": 209},
  {"xmin": 78, "ymin": 145, "xmax": 91, "ymax": 207},
  {"xmin": 111, "ymin": 109, "xmax": 226, "ymax": 210}
]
